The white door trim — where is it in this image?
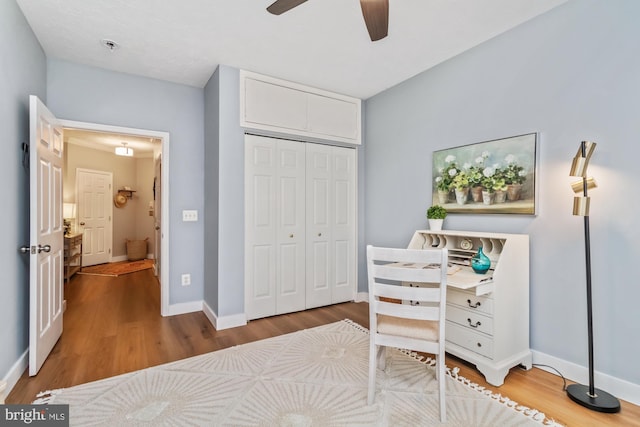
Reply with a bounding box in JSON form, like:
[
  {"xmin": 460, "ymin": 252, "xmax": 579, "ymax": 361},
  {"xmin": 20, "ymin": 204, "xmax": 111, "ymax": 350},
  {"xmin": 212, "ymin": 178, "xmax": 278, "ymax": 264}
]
[{"xmin": 59, "ymin": 119, "xmax": 171, "ymax": 317}]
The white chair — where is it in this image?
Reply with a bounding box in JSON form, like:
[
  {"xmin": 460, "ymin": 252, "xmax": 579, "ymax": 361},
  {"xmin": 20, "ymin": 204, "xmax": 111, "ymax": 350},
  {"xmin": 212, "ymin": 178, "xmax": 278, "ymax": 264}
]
[{"xmin": 366, "ymin": 245, "xmax": 448, "ymax": 423}]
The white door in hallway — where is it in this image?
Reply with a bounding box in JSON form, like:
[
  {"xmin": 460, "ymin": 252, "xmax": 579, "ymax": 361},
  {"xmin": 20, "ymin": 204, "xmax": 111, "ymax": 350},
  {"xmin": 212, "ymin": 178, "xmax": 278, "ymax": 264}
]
[
  {"xmin": 245, "ymin": 134, "xmax": 306, "ymax": 320},
  {"xmin": 76, "ymin": 168, "xmax": 112, "ymax": 266},
  {"xmin": 28, "ymin": 95, "xmax": 64, "ymax": 376},
  {"xmin": 306, "ymin": 144, "xmax": 356, "ymax": 308}
]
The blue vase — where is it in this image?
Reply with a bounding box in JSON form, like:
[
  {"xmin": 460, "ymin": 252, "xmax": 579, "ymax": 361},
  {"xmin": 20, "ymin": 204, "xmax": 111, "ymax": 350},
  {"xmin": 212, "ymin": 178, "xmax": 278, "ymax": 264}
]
[{"xmin": 471, "ymin": 246, "xmax": 491, "ymax": 274}]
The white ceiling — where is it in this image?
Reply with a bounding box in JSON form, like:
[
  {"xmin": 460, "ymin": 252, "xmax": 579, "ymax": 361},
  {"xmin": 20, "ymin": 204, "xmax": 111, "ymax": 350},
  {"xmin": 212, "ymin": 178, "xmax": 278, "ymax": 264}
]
[
  {"xmin": 17, "ymin": 0, "xmax": 568, "ymax": 100},
  {"xmin": 65, "ymin": 128, "xmax": 159, "ymax": 157}
]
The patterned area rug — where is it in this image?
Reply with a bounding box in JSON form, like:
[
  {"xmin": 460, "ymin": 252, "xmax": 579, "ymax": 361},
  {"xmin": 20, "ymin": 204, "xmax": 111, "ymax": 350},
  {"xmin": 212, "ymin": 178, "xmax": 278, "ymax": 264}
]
[
  {"xmin": 77, "ymin": 259, "xmax": 154, "ymax": 277},
  {"xmin": 35, "ymin": 320, "xmax": 562, "ymax": 426}
]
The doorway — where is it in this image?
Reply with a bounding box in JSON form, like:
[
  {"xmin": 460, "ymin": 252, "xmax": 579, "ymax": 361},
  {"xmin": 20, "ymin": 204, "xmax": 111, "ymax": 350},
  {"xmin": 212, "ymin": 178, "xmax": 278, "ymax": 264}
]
[{"xmin": 61, "ymin": 119, "xmax": 171, "ymax": 316}]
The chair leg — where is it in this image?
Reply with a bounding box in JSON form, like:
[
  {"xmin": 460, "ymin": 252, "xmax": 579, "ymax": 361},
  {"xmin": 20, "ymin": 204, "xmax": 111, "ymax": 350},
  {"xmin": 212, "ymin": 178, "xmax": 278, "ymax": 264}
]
[
  {"xmin": 368, "ymin": 342, "xmax": 377, "ymax": 405},
  {"xmin": 377, "ymin": 346, "xmax": 386, "ymax": 370},
  {"xmin": 438, "ymin": 355, "xmax": 446, "ymax": 423}
]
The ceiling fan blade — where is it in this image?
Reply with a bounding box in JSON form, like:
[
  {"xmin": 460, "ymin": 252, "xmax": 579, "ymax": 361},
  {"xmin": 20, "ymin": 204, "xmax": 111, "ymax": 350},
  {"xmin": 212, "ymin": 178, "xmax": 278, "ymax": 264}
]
[
  {"xmin": 267, "ymin": 0, "xmax": 309, "ymax": 15},
  {"xmin": 359, "ymin": 0, "xmax": 389, "ymax": 41}
]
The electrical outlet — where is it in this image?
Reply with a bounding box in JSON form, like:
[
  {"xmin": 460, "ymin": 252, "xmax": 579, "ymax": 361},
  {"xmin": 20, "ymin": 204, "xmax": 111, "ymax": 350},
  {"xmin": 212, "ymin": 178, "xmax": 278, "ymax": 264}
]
[
  {"xmin": 181, "ymin": 273, "xmax": 191, "ymax": 286},
  {"xmin": 182, "ymin": 210, "xmax": 198, "ymax": 222}
]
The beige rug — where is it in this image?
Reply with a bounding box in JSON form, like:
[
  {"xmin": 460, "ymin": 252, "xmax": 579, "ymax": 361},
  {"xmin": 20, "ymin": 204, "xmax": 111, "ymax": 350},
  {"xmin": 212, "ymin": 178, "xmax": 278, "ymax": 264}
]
[{"xmin": 35, "ymin": 320, "xmax": 562, "ymax": 426}]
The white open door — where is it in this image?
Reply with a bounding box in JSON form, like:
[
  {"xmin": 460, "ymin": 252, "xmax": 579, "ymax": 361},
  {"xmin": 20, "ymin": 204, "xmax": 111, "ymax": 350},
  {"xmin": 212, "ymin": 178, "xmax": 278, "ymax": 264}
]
[{"xmin": 29, "ymin": 95, "xmax": 64, "ymax": 376}]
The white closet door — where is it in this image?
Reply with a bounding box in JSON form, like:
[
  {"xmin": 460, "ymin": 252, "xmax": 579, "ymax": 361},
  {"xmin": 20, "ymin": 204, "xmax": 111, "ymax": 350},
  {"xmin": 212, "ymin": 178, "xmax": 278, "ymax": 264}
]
[
  {"xmin": 330, "ymin": 147, "xmax": 356, "ymax": 303},
  {"xmin": 306, "ymin": 144, "xmax": 356, "ymax": 307},
  {"xmin": 275, "ymin": 139, "xmax": 306, "ymax": 314},
  {"xmin": 305, "ymin": 144, "xmax": 331, "ymax": 307},
  {"xmin": 245, "ymin": 135, "xmax": 305, "ymax": 320}
]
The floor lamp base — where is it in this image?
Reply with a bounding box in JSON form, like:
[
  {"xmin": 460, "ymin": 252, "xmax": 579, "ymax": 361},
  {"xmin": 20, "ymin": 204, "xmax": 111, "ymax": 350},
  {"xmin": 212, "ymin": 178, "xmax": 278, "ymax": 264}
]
[{"xmin": 567, "ymin": 383, "xmax": 621, "ymax": 413}]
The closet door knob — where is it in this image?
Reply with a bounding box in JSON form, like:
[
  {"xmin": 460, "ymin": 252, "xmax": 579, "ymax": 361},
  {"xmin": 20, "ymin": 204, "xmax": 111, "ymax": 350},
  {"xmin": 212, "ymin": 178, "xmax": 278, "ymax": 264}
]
[
  {"xmin": 318, "ymin": 233, "xmax": 322, "ymax": 237},
  {"xmin": 289, "ymin": 234, "xmax": 294, "ymax": 238}
]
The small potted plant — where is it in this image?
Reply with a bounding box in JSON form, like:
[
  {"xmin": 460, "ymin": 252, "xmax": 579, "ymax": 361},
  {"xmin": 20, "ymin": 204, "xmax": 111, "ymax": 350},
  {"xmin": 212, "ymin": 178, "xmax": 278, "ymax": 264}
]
[{"xmin": 426, "ymin": 205, "xmax": 447, "ymax": 231}]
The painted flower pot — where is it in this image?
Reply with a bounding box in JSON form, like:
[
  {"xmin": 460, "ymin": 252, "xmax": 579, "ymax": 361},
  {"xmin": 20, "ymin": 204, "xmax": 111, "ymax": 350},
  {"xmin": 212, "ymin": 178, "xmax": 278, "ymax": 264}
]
[
  {"xmin": 437, "ymin": 190, "xmax": 450, "ymax": 205},
  {"xmin": 507, "ymin": 184, "xmax": 522, "ymax": 201},
  {"xmin": 482, "ymin": 191, "xmax": 495, "ymax": 205},
  {"xmin": 470, "ymin": 186, "xmax": 484, "ymax": 202},
  {"xmin": 455, "ymin": 187, "xmax": 469, "ymax": 205}
]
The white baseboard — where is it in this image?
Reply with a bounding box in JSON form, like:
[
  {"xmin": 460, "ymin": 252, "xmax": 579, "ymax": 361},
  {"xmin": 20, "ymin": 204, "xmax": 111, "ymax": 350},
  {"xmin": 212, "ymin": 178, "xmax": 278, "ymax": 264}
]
[
  {"xmin": 532, "ymin": 350, "xmax": 639, "ymax": 406},
  {"xmin": 355, "ymin": 292, "xmax": 368, "ymax": 303},
  {"xmin": 202, "ymin": 301, "xmax": 247, "ymax": 330},
  {"xmin": 2, "ymin": 349, "xmax": 28, "ymax": 403},
  {"xmin": 166, "ymin": 300, "xmax": 203, "ymax": 316}
]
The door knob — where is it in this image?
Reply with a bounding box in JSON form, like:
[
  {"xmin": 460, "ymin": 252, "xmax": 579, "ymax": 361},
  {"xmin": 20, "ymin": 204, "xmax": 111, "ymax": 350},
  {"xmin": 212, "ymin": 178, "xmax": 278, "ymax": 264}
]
[
  {"xmin": 38, "ymin": 244, "xmax": 51, "ymax": 253},
  {"xmin": 20, "ymin": 245, "xmax": 31, "ymax": 254},
  {"xmin": 155, "ymin": 226, "xmax": 160, "ymax": 230},
  {"xmin": 289, "ymin": 234, "xmax": 294, "ymax": 238},
  {"xmin": 80, "ymin": 222, "xmax": 86, "ymax": 226}
]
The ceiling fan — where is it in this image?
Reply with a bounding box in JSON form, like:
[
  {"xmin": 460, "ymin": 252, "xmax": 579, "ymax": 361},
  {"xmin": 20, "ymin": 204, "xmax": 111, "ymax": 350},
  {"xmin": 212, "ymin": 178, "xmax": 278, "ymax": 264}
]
[{"xmin": 267, "ymin": 0, "xmax": 389, "ymax": 42}]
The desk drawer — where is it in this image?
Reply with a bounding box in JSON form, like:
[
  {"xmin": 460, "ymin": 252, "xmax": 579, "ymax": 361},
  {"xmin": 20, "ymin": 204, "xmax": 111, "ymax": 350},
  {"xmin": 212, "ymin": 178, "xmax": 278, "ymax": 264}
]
[
  {"xmin": 447, "ymin": 304, "xmax": 493, "ymax": 336},
  {"xmin": 447, "ymin": 288, "xmax": 493, "ymax": 315},
  {"xmin": 446, "ymin": 321, "xmax": 493, "ymax": 359}
]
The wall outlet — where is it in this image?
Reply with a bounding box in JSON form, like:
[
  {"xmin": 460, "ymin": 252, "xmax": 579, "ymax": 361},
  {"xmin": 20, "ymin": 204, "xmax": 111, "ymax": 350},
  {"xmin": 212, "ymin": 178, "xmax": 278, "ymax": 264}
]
[
  {"xmin": 181, "ymin": 273, "xmax": 191, "ymax": 286},
  {"xmin": 182, "ymin": 210, "xmax": 198, "ymax": 222}
]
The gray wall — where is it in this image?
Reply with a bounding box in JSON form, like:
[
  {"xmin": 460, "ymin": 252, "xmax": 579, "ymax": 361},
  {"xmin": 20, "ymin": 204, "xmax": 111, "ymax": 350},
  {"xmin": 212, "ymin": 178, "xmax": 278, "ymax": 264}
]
[
  {"xmin": 202, "ymin": 64, "xmax": 245, "ymax": 318},
  {"xmin": 364, "ymin": 0, "xmax": 640, "ymax": 388},
  {"xmin": 216, "ymin": 66, "xmax": 246, "ymax": 317},
  {"xmin": 0, "ymin": 0, "xmax": 46, "ymax": 384},
  {"xmin": 203, "ymin": 67, "xmax": 220, "ymax": 312},
  {"xmin": 47, "ymin": 59, "xmax": 205, "ymax": 305}
]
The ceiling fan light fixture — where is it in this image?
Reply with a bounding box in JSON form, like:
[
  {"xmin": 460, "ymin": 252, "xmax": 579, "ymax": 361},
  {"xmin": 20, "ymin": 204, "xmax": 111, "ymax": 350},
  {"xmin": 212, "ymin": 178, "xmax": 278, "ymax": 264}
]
[{"xmin": 115, "ymin": 142, "xmax": 133, "ymax": 157}]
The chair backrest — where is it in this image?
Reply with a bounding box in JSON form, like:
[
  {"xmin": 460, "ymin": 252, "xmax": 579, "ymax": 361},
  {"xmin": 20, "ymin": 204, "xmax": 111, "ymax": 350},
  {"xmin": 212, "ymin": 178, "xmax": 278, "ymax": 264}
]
[{"xmin": 367, "ymin": 245, "xmax": 448, "ymax": 324}]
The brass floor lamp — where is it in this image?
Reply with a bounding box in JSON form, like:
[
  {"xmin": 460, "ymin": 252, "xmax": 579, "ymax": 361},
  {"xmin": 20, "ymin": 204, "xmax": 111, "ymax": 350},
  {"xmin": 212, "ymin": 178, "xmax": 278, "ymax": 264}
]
[{"xmin": 566, "ymin": 141, "xmax": 620, "ymax": 413}]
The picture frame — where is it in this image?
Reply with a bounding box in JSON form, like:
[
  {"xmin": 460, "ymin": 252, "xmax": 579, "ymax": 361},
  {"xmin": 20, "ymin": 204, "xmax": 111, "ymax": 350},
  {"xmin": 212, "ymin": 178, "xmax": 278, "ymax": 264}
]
[{"xmin": 432, "ymin": 133, "xmax": 537, "ymax": 214}]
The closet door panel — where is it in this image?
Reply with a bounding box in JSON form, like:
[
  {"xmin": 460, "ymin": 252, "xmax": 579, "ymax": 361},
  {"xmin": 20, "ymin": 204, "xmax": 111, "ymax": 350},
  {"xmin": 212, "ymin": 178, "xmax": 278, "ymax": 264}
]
[
  {"xmin": 331, "ymin": 147, "xmax": 356, "ymax": 303},
  {"xmin": 245, "ymin": 136, "xmax": 278, "ymax": 319},
  {"xmin": 275, "ymin": 140, "xmax": 306, "ymax": 314},
  {"xmin": 306, "ymin": 144, "xmax": 332, "ymax": 308}
]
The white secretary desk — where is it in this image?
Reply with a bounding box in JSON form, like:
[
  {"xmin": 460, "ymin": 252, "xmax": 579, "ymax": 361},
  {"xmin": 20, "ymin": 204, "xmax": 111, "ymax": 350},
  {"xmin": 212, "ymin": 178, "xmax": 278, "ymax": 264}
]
[{"xmin": 406, "ymin": 229, "xmax": 532, "ymax": 386}]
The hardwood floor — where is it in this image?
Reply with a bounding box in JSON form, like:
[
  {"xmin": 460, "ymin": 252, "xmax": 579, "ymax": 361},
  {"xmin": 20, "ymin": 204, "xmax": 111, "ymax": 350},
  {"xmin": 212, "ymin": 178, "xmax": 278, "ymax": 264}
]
[{"xmin": 7, "ymin": 270, "xmax": 639, "ymax": 426}]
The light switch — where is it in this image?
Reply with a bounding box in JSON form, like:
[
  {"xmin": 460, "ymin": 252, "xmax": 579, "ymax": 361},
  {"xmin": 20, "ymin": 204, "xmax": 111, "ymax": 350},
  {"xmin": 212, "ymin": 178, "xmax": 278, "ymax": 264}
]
[{"xmin": 182, "ymin": 210, "xmax": 198, "ymax": 222}]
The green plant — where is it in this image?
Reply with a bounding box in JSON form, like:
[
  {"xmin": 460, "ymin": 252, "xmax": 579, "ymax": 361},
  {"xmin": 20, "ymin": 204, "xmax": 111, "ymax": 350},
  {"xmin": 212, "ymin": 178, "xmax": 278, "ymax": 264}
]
[
  {"xmin": 466, "ymin": 166, "xmax": 484, "ymax": 187},
  {"xmin": 434, "ymin": 156, "xmax": 458, "ymax": 191},
  {"xmin": 481, "ymin": 166, "xmax": 498, "ymax": 193},
  {"xmin": 503, "ymin": 154, "xmax": 527, "ymax": 185},
  {"xmin": 427, "ymin": 205, "xmax": 447, "ymax": 219},
  {"xmin": 450, "ymin": 171, "xmax": 469, "ymax": 190},
  {"xmin": 467, "ymin": 152, "xmax": 489, "ymax": 187}
]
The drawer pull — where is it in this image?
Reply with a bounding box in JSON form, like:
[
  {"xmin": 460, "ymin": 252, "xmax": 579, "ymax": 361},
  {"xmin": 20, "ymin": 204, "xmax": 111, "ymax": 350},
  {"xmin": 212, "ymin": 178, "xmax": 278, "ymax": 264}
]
[
  {"xmin": 467, "ymin": 299, "xmax": 481, "ymax": 308},
  {"xmin": 477, "ymin": 342, "xmax": 482, "ymax": 347},
  {"xmin": 467, "ymin": 318, "xmax": 481, "ymax": 328}
]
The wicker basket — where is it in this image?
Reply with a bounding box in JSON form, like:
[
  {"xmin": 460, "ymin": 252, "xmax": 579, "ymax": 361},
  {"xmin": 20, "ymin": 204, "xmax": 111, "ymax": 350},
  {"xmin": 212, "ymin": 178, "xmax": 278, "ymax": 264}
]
[{"xmin": 126, "ymin": 238, "xmax": 148, "ymax": 261}]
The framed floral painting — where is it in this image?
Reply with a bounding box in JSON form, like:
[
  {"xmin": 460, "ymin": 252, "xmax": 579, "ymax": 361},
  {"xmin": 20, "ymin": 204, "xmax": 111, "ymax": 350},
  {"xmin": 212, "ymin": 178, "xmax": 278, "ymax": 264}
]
[{"xmin": 432, "ymin": 133, "xmax": 537, "ymax": 214}]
